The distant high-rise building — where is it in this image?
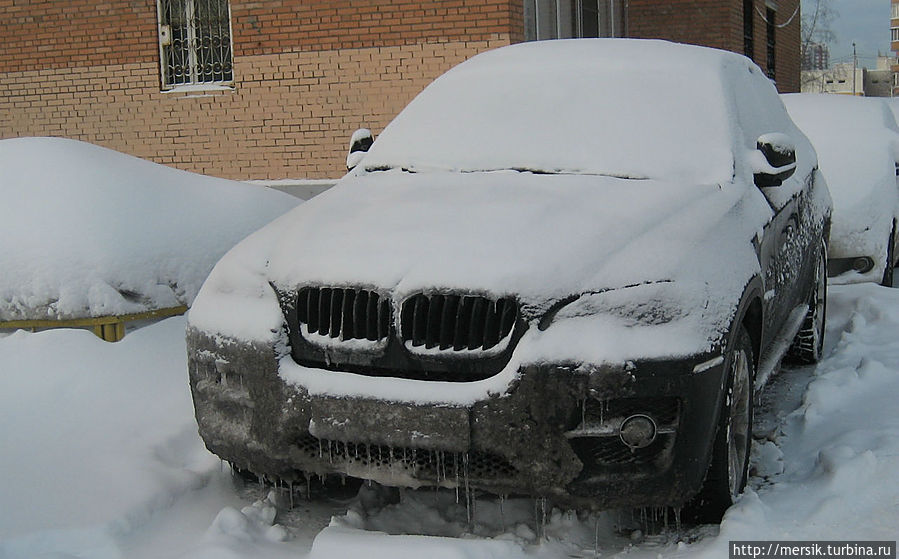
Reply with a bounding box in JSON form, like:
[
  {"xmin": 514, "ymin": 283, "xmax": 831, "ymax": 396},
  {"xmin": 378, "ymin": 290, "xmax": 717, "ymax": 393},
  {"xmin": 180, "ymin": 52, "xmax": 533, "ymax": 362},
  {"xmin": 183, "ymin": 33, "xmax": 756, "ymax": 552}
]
[
  {"xmin": 802, "ymin": 42, "xmax": 829, "ymax": 71},
  {"xmin": 892, "ymin": 0, "xmax": 899, "ymax": 94}
]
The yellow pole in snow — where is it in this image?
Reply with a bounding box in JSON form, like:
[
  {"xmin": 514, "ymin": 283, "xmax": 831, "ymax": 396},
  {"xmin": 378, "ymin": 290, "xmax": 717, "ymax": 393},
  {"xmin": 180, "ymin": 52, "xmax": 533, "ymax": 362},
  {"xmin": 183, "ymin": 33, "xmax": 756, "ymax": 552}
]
[{"xmin": 0, "ymin": 305, "xmax": 188, "ymax": 342}]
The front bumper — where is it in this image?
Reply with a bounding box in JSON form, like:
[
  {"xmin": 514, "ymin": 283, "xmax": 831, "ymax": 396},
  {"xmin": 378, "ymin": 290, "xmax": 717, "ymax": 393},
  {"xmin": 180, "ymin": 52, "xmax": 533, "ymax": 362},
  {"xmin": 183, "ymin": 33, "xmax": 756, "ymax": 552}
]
[{"xmin": 187, "ymin": 327, "xmax": 727, "ymax": 509}]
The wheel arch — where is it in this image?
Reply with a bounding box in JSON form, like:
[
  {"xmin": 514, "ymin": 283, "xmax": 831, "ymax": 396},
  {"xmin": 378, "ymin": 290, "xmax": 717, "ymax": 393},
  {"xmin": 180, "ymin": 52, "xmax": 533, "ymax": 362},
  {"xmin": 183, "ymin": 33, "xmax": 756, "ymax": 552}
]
[{"xmin": 733, "ymin": 275, "xmax": 765, "ymax": 371}]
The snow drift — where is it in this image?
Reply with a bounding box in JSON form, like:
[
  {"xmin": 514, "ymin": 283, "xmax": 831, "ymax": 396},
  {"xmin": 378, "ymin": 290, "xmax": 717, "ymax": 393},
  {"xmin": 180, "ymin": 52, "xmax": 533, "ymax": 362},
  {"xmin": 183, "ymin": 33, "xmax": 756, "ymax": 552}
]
[{"xmin": 0, "ymin": 137, "xmax": 300, "ymax": 321}]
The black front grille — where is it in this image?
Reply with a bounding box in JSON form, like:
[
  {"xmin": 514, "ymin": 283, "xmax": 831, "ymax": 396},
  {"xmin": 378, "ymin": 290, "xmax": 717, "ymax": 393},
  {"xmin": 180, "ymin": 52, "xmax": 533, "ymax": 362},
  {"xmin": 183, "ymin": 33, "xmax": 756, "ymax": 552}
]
[
  {"xmin": 400, "ymin": 294, "xmax": 517, "ymax": 351},
  {"xmin": 296, "ymin": 434, "xmax": 518, "ymax": 483},
  {"xmin": 570, "ymin": 433, "xmax": 675, "ymax": 466},
  {"xmin": 296, "ymin": 287, "xmax": 391, "ymax": 342}
]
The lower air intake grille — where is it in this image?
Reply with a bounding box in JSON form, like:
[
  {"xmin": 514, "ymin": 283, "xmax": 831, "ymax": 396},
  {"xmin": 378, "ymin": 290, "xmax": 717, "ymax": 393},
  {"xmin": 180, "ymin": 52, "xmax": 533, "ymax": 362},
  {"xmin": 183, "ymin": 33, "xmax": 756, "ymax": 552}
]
[
  {"xmin": 297, "ymin": 287, "xmax": 391, "ymax": 341},
  {"xmin": 296, "ymin": 434, "xmax": 518, "ymax": 483},
  {"xmin": 400, "ymin": 294, "xmax": 517, "ymax": 351}
]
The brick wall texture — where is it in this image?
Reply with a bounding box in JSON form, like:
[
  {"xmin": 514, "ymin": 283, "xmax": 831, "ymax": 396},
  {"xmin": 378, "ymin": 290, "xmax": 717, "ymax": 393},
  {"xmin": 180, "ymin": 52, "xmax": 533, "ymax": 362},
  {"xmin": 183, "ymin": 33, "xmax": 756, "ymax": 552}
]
[
  {"xmin": 1, "ymin": 0, "xmax": 800, "ymax": 180},
  {"xmin": 628, "ymin": 0, "xmax": 800, "ymax": 93}
]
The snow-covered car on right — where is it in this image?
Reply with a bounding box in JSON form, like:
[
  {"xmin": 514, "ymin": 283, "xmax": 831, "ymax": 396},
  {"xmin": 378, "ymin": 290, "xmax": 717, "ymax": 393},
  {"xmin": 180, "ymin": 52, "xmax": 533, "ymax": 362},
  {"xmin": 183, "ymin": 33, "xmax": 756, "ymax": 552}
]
[{"xmin": 782, "ymin": 94, "xmax": 899, "ymax": 286}]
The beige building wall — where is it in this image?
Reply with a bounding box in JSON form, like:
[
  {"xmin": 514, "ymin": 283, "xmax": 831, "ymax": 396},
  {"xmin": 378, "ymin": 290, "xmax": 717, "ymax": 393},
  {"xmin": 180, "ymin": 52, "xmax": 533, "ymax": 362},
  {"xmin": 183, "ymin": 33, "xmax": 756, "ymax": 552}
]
[{"xmin": 1, "ymin": 37, "xmax": 510, "ymax": 180}]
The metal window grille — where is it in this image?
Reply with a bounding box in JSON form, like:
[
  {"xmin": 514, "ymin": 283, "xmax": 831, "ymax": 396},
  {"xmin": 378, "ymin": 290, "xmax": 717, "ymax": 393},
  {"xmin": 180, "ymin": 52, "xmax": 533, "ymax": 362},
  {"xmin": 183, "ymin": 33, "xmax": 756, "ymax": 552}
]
[
  {"xmin": 524, "ymin": 0, "xmax": 624, "ymax": 41},
  {"xmin": 766, "ymin": 7, "xmax": 776, "ymax": 80},
  {"xmin": 157, "ymin": 0, "xmax": 233, "ymax": 89},
  {"xmin": 743, "ymin": 0, "xmax": 754, "ymax": 58}
]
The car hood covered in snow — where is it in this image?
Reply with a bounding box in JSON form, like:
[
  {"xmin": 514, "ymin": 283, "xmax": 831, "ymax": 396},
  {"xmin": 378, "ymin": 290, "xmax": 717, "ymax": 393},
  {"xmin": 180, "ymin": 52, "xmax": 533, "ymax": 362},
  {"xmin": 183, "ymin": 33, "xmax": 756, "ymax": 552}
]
[
  {"xmin": 266, "ymin": 171, "xmax": 748, "ymax": 302},
  {"xmin": 190, "ymin": 169, "xmax": 768, "ymax": 370}
]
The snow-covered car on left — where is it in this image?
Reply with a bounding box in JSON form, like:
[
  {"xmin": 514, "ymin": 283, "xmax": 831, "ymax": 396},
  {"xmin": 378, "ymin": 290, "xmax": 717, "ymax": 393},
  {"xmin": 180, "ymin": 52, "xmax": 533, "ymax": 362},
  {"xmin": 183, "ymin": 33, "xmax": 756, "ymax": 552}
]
[
  {"xmin": 0, "ymin": 137, "xmax": 300, "ymax": 324},
  {"xmin": 783, "ymin": 94, "xmax": 899, "ymax": 286}
]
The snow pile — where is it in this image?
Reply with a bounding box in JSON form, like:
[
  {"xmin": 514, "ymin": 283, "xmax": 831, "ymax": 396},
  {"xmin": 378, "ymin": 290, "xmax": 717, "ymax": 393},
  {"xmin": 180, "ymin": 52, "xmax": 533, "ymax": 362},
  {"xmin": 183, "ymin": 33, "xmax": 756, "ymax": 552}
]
[
  {"xmin": 0, "ymin": 318, "xmax": 220, "ymax": 556},
  {"xmin": 0, "ymin": 137, "xmax": 299, "ymax": 321}
]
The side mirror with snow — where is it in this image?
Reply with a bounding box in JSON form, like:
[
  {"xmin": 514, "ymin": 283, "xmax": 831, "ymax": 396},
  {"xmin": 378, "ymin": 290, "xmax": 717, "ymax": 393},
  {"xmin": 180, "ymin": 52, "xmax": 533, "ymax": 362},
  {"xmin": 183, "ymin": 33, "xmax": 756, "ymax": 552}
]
[
  {"xmin": 346, "ymin": 128, "xmax": 374, "ymax": 171},
  {"xmin": 753, "ymin": 133, "xmax": 797, "ymax": 188}
]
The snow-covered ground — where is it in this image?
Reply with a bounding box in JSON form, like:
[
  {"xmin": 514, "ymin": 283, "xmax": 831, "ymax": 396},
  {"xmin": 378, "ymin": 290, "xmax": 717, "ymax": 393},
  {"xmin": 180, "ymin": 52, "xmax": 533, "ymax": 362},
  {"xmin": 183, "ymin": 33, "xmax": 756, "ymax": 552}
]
[{"xmin": 1, "ymin": 282, "xmax": 897, "ymax": 558}]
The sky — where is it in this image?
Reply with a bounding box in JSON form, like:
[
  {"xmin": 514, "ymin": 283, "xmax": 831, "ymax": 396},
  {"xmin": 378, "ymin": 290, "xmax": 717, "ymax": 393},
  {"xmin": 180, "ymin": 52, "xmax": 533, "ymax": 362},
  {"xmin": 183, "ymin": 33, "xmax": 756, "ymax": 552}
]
[{"xmin": 803, "ymin": 0, "xmax": 891, "ymax": 68}]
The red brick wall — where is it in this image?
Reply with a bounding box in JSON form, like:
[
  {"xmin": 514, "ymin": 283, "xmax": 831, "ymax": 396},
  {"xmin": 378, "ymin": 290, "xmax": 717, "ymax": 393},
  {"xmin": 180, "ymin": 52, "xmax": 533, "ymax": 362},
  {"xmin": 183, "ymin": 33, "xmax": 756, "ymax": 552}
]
[
  {"xmin": 0, "ymin": 0, "xmax": 517, "ymax": 179},
  {"xmin": 627, "ymin": 0, "xmax": 741, "ymax": 53},
  {"xmin": 0, "ymin": 0, "xmax": 158, "ymax": 73},
  {"xmin": 1, "ymin": 0, "xmax": 801, "ymax": 181},
  {"xmin": 232, "ymin": 0, "xmax": 521, "ymax": 56},
  {"xmin": 626, "ymin": 0, "xmax": 800, "ymax": 93},
  {"xmin": 774, "ymin": 0, "xmax": 801, "ymax": 93}
]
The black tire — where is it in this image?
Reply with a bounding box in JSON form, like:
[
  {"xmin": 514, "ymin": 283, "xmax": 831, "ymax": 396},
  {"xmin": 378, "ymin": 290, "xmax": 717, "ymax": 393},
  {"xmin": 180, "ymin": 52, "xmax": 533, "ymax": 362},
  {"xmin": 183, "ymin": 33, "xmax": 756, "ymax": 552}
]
[
  {"xmin": 687, "ymin": 326, "xmax": 755, "ymax": 523},
  {"xmin": 881, "ymin": 224, "xmax": 895, "ymax": 287},
  {"xmin": 786, "ymin": 241, "xmax": 826, "ymax": 365}
]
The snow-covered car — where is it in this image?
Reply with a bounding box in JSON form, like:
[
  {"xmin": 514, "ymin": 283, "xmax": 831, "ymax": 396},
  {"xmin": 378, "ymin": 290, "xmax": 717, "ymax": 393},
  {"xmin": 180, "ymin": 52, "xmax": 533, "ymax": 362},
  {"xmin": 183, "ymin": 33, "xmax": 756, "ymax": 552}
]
[
  {"xmin": 0, "ymin": 137, "xmax": 299, "ymax": 324},
  {"xmin": 187, "ymin": 40, "xmax": 831, "ymax": 521},
  {"xmin": 782, "ymin": 94, "xmax": 899, "ymax": 286}
]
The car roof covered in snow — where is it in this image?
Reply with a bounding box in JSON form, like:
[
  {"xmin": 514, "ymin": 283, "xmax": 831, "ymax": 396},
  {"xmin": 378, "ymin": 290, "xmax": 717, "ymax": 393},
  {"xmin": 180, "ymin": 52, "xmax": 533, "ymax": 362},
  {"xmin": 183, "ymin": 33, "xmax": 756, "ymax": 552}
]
[
  {"xmin": 362, "ymin": 39, "xmax": 782, "ymax": 185},
  {"xmin": 782, "ymin": 94, "xmax": 899, "ymax": 211}
]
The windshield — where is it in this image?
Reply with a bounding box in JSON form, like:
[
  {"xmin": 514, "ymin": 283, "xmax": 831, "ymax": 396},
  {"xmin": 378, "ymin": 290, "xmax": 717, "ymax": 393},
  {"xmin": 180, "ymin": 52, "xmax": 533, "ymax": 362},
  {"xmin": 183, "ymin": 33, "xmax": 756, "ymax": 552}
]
[{"xmin": 363, "ymin": 40, "xmax": 737, "ymax": 185}]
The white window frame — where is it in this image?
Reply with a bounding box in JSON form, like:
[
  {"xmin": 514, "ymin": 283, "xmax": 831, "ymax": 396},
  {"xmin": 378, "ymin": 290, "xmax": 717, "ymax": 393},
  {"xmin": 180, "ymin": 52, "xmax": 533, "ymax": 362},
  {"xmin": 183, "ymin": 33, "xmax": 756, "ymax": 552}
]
[
  {"xmin": 156, "ymin": 0, "xmax": 234, "ymax": 90},
  {"xmin": 892, "ymin": 2, "xmax": 899, "ymax": 20}
]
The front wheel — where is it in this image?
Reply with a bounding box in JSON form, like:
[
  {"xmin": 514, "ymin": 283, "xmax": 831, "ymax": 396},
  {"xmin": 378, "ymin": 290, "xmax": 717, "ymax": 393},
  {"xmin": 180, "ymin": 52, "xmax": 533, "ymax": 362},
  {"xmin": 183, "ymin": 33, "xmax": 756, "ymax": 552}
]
[
  {"xmin": 786, "ymin": 241, "xmax": 826, "ymax": 364},
  {"xmin": 881, "ymin": 224, "xmax": 895, "ymax": 287},
  {"xmin": 687, "ymin": 326, "xmax": 755, "ymax": 523}
]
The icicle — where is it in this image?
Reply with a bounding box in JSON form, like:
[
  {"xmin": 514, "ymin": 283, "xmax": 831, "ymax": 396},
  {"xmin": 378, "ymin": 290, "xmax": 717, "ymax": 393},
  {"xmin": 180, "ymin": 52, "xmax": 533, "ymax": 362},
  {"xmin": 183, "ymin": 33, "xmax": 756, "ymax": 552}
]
[
  {"xmin": 327, "ymin": 440, "xmax": 333, "ymax": 464},
  {"xmin": 289, "ymin": 481, "xmax": 294, "ymax": 509},
  {"xmin": 463, "ymin": 453, "xmax": 472, "ymax": 528},
  {"xmin": 674, "ymin": 506, "xmax": 682, "ymax": 532},
  {"xmin": 500, "ymin": 494, "xmax": 506, "ymax": 533},
  {"xmin": 306, "ymin": 475, "xmax": 312, "ymax": 501},
  {"xmin": 594, "ymin": 515, "xmax": 600, "ymax": 557},
  {"xmin": 454, "ymin": 453, "xmax": 460, "ymax": 493},
  {"xmin": 318, "ymin": 438, "xmax": 323, "ymax": 458},
  {"xmin": 539, "ymin": 497, "xmax": 547, "ymax": 542}
]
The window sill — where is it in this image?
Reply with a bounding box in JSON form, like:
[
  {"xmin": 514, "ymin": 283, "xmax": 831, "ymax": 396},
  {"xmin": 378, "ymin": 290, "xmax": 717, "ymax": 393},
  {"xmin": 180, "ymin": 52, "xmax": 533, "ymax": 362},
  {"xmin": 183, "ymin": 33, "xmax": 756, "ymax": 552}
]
[{"xmin": 161, "ymin": 83, "xmax": 235, "ymax": 97}]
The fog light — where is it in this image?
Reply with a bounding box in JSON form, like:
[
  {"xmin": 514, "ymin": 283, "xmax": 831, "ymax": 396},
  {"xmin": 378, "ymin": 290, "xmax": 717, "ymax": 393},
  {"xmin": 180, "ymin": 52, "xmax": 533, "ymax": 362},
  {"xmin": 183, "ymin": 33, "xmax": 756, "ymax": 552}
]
[
  {"xmin": 852, "ymin": 257, "xmax": 874, "ymax": 273},
  {"xmin": 619, "ymin": 414, "xmax": 657, "ymax": 449}
]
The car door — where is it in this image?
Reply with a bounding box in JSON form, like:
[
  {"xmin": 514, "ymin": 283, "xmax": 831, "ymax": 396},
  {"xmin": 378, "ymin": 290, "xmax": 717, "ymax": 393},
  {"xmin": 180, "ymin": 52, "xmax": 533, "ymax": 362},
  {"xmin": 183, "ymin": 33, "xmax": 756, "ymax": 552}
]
[
  {"xmin": 756, "ymin": 172, "xmax": 814, "ymax": 344},
  {"xmin": 731, "ymin": 69, "xmax": 817, "ymax": 351}
]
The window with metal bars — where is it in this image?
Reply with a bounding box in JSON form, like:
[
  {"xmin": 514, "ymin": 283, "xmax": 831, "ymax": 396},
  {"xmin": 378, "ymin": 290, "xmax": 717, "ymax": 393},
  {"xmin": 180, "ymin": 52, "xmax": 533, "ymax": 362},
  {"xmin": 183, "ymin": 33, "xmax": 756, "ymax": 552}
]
[
  {"xmin": 743, "ymin": 0, "xmax": 754, "ymax": 59},
  {"xmin": 157, "ymin": 0, "xmax": 233, "ymax": 89},
  {"xmin": 524, "ymin": 0, "xmax": 624, "ymax": 41}
]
